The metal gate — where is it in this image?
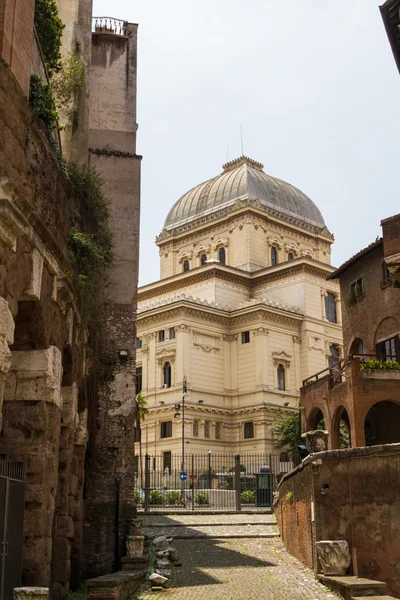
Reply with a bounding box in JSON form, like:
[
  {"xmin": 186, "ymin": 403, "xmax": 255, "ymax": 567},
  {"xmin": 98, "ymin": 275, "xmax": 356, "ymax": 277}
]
[
  {"xmin": 0, "ymin": 460, "xmax": 25, "ymax": 600},
  {"xmin": 135, "ymin": 453, "xmax": 296, "ymax": 511}
]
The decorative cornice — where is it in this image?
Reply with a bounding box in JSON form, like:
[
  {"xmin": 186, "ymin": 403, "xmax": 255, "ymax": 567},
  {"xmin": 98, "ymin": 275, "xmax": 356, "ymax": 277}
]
[
  {"xmin": 272, "ymin": 350, "xmax": 292, "ymax": 367},
  {"xmin": 89, "ymin": 147, "xmax": 143, "ymax": 159}
]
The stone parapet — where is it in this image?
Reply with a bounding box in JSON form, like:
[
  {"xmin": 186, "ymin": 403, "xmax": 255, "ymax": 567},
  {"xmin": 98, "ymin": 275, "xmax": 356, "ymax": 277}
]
[{"xmin": 14, "ymin": 588, "xmax": 49, "ymax": 600}]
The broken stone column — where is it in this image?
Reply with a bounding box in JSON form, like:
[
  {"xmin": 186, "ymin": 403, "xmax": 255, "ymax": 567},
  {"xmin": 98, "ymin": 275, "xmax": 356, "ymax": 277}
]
[
  {"xmin": 301, "ymin": 430, "xmax": 329, "ymax": 453},
  {"xmin": 316, "ymin": 540, "xmax": 351, "ymax": 575},
  {"xmin": 1, "ymin": 346, "xmax": 62, "ymax": 586},
  {"xmin": 14, "ymin": 588, "xmax": 49, "ymax": 600}
]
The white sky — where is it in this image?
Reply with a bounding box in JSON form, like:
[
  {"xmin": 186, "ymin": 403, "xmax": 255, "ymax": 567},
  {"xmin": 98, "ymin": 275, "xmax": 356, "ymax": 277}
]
[{"xmin": 93, "ymin": 0, "xmax": 400, "ymax": 286}]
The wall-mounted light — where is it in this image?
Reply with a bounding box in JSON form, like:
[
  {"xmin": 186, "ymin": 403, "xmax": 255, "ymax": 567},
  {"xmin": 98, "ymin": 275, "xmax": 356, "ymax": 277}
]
[
  {"xmin": 159, "ymin": 401, "xmax": 165, "ymax": 405},
  {"xmin": 118, "ymin": 349, "xmax": 129, "ymax": 360},
  {"xmin": 198, "ymin": 400, "xmax": 204, "ymax": 404}
]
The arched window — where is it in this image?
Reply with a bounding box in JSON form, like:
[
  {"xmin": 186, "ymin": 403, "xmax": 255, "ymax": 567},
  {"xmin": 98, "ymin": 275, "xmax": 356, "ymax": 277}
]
[
  {"xmin": 277, "ymin": 364, "xmax": 285, "ymax": 391},
  {"xmin": 288, "ymin": 252, "xmax": 294, "ymax": 261},
  {"xmin": 218, "ymin": 247, "xmax": 226, "ymax": 264},
  {"xmin": 163, "ymin": 362, "xmax": 171, "ymax": 388},
  {"xmin": 183, "ymin": 260, "xmax": 190, "ymax": 272},
  {"xmin": 200, "ymin": 254, "xmax": 207, "ymax": 266},
  {"xmin": 271, "ymin": 247, "xmax": 278, "ymax": 266}
]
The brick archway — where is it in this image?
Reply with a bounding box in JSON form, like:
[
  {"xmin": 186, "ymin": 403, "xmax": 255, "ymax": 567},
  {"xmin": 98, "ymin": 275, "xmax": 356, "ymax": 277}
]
[
  {"xmin": 364, "ymin": 400, "xmax": 400, "ymax": 446},
  {"xmin": 331, "ymin": 405, "xmax": 351, "ymax": 449},
  {"xmin": 306, "ymin": 406, "xmax": 326, "ymax": 431}
]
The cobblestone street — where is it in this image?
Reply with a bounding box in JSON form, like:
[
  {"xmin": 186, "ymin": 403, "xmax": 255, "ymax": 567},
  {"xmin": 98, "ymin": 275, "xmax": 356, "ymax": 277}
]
[{"xmin": 137, "ymin": 514, "xmax": 338, "ymax": 600}]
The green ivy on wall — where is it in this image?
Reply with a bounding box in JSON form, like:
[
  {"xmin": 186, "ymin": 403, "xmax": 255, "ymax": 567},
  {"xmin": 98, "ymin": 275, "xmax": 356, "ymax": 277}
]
[{"xmin": 34, "ymin": 0, "xmax": 65, "ymax": 75}]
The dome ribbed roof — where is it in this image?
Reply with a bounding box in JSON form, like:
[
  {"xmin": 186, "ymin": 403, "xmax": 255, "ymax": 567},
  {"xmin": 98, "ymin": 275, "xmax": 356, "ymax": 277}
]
[{"xmin": 163, "ymin": 156, "xmax": 326, "ymax": 233}]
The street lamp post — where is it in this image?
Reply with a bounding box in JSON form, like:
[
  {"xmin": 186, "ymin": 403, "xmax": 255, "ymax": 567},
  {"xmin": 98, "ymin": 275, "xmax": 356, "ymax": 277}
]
[
  {"xmin": 208, "ymin": 449, "xmax": 212, "ymax": 489},
  {"xmin": 181, "ymin": 376, "xmax": 187, "ymax": 501}
]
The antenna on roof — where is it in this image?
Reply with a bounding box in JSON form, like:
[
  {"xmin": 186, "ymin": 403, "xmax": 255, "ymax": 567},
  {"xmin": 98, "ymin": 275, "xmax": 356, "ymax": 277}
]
[
  {"xmin": 226, "ymin": 144, "xmax": 229, "ymax": 162},
  {"xmin": 240, "ymin": 125, "xmax": 244, "ymax": 156}
]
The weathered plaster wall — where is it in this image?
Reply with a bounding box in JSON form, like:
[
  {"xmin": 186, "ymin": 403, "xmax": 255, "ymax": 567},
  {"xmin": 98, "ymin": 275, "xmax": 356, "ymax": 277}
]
[{"xmin": 83, "ymin": 24, "xmax": 141, "ymax": 578}]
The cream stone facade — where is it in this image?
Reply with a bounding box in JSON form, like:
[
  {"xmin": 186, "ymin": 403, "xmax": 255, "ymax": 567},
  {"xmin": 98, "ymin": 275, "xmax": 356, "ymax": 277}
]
[{"xmin": 137, "ymin": 157, "xmax": 342, "ymax": 458}]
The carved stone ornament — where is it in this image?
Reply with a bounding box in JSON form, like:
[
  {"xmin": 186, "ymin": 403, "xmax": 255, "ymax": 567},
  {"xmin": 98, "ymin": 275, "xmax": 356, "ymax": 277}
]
[
  {"xmin": 126, "ymin": 535, "xmax": 145, "ymax": 558},
  {"xmin": 14, "ymin": 589, "xmax": 49, "ymax": 600},
  {"xmin": 316, "ymin": 540, "xmax": 351, "ymax": 576},
  {"xmin": 301, "ymin": 429, "xmax": 329, "ymax": 453},
  {"xmin": 156, "ymin": 349, "xmax": 176, "ymax": 365},
  {"xmin": 272, "ymin": 351, "xmax": 291, "ymax": 367}
]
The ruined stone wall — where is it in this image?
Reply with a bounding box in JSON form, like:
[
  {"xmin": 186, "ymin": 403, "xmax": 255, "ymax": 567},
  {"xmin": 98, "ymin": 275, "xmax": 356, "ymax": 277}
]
[
  {"xmin": 0, "ymin": 57, "xmax": 88, "ymax": 594},
  {"xmin": 276, "ymin": 444, "xmax": 400, "ymax": 598},
  {"xmin": 83, "ymin": 24, "xmax": 141, "ymax": 577}
]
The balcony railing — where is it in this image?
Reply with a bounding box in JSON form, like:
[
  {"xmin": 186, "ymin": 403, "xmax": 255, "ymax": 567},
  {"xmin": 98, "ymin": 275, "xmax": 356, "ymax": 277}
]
[
  {"xmin": 302, "ymin": 354, "xmax": 400, "ymax": 389},
  {"xmin": 92, "ymin": 17, "xmax": 128, "ymax": 36}
]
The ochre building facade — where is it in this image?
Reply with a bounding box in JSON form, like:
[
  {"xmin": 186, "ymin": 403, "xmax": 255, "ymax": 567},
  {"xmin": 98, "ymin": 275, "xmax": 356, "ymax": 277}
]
[{"xmin": 137, "ymin": 157, "xmax": 342, "ymax": 460}]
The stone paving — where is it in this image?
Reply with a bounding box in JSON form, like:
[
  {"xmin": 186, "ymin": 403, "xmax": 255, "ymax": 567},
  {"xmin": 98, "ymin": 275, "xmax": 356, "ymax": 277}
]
[{"xmin": 137, "ymin": 514, "xmax": 339, "ymax": 600}]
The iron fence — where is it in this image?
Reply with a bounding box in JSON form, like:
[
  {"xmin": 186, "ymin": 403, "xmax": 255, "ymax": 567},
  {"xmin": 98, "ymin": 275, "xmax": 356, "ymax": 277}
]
[
  {"xmin": 0, "ymin": 460, "xmax": 25, "ymax": 600},
  {"xmin": 135, "ymin": 453, "xmax": 297, "ymax": 512}
]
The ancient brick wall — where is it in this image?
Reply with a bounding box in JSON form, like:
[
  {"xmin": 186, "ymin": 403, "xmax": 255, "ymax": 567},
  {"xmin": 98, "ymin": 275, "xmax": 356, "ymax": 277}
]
[
  {"xmin": 276, "ymin": 444, "xmax": 400, "ymax": 598},
  {"xmin": 275, "ymin": 463, "xmax": 316, "ymax": 570}
]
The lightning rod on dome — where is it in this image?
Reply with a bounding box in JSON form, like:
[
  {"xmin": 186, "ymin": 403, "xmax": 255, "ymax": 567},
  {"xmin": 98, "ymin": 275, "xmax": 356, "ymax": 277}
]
[{"xmin": 240, "ymin": 125, "xmax": 244, "ymax": 156}]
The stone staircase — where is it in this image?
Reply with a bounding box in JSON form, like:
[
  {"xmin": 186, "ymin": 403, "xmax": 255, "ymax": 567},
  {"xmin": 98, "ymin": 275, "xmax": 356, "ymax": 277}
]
[
  {"xmin": 141, "ymin": 512, "xmax": 278, "ymax": 540},
  {"xmin": 317, "ymin": 574, "xmax": 397, "ymax": 600}
]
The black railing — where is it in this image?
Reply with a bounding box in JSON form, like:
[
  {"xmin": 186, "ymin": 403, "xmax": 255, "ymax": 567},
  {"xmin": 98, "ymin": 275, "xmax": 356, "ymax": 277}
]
[
  {"xmin": 92, "ymin": 17, "xmax": 128, "ymax": 36},
  {"xmin": 135, "ymin": 452, "xmax": 298, "ymax": 512}
]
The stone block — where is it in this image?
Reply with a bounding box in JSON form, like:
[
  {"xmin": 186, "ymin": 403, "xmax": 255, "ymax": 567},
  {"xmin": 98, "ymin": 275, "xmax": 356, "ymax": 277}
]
[
  {"xmin": 61, "ymin": 384, "xmax": 78, "ymax": 427},
  {"xmin": 126, "ymin": 535, "xmax": 144, "ymax": 558},
  {"xmin": 14, "ymin": 588, "xmax": 49, "ymax": 600},
  {"xmin": 51, "ymin": 559, "xmax": 71, "ymax": 584},
  {"xmin": 155, "ymin": 559, "xmax": 170, "ymax": 570},
  {"xmin": 0, "ymin": 337, "xmax": 12, "ymax": 374},
  {"xmin": 56, "ymin": 516, "xmax": 74, "ymax": 540},
  {"xmin": 8, "ymin": 347, "xmax": 62, "ymax": 406},
  {"xmin": 0, "ymin": 296, "xmax": 15, "ymax": 344},
  {"xmin": 153, "ymin": 536, "xmax": 168, "ymax": 550},
  {"xmin": 316, "ymin": 540, "xmax": 351, "ymax": 575},
  {"xmin": 22, "ymin": 248, "xmax": 44, "ymax": 301},
  {"xmin": 149, "ymin": 573, "xmax": 167, "ymax": 587},
  {"xmin": 53, "ymin": 537, "xmax": 71, "ymax": 561},
  {"xmin": 301, "ymin": 429, "xmax": 329, "ymax": 453}
]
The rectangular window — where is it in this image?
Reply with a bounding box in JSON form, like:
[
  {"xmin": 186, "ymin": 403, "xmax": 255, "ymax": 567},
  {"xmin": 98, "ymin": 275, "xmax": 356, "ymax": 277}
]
[
  {"xmin": 193, "ymin": 419, "xmax": 199, "ymax": 437},
  {"xmin": 169, "ymin": 327, "xmax": 176, "ymax": 340},
  {"xmin": 136, "ymin": 367, "xmax": 142, "ymax": 394},
  {"xmin": 136, "ymin": 338, "xmax": 142, "ymax": 349},
  {"xmin": 376, "ymin": 335, "xmax": 400, "ymax": 360},
  {"xmin": 204, "ymin": 421, "xmax": 210, "ymax": 439},
  {"xmin": 161, "ymin": 421, "xmax": 172, "ymax": 438},
  {"xmin": 271, "ymin": 247, "xmax": 278, "ymax": 266},
  {"xmin": 241, "ymin": 331, "xmax": 250, "ymax": 344},
  {"xmin": 350, "ymin": 278, "xmax": 363, "ymax": 304},
  {"xmin": 325, "ymin": 293, "xmax": 337, "ymax": 323},
  {"xmin": 244, "ymin": 421, "xmax": 254, "ymax": 439},
  {"xmin": 159, "ymin": 330, "xmax": 165, "ymax": 342},
  {"xmin": 163, "ymin": 451, "xmax": 172, "ymax": 472},
  {"xmin": 381, "ymin": 263, "xmax": 392, "ymax": 287},
  {"xmin": 215, "ymin": 422, "xmax": 221, "ymax": 440}
]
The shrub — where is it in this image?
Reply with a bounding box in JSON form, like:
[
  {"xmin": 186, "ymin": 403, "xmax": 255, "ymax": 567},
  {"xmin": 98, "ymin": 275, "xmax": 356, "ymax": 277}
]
[
  {"xmin": 29, "ymin": 74, "xmax": 59, "ymax": 132},
  {"xmin": 194, "ymin": 492, "xmax": 210, "ymax": 506},
  {"xmin": 360, "ymin": 358, "xmax": 400, "ymax": 371},
  {"xmin": 165, "ymin": 491, "xmax": 181, "ymax": 505},
  {"xmin": 149, "ymin": 490, "xmax": 165, "ymax": 505},
  {"xmin": 133, "ymin": 489, "xmax": 143, "ymax": 504},
  {"xmin": 285, "ymin": 491, "xmax": 294, "ymax": 501},
  {"xmin": 240, "ymin": 490, "xmax": 255, "ymax": 504}
]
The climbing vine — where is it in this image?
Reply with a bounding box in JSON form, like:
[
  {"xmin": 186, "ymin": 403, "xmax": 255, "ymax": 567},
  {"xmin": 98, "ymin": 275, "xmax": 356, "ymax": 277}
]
[
  {"xmin": 67, "ymin": 163, "xmax": 115, "ymax": 381},
  {"xmin": 52, "ymin": 52, "xmax": 86, "ymax": 121},
  {"xmin": 29, "ymin": 74, "xmax": 59, "ymax": 133},
  {"xmin": 34, "ymin": 0, "xmax": 65, "ymax": 75},
  {"xmin": 35, "ymin": 0, "xmax": 65, "ymax": 75}
]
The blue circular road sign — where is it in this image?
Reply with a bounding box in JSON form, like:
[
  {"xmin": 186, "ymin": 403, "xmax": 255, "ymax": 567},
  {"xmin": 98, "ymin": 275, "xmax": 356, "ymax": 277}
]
[{"xmin": 179, "ymin": 471, "xmax": 187, "ymax": 481}]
